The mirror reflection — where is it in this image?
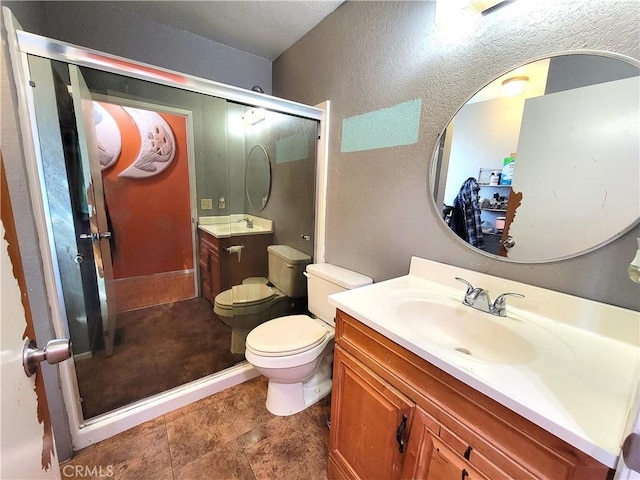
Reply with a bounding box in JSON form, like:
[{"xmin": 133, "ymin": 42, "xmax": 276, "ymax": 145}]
[
  {"xmin": 245, "ymin": 144, "xmax": 271, "ymax": 210},
  {"xmin": 432, "ymin": 53, "xmax": 640, "ymax": 262},
  {"xmin": 28, "ymin": 56, "xmax": 318, "ymax": 420}
]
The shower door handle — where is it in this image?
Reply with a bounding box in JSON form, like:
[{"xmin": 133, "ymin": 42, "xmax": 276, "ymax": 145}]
[
  {"xmin": 79, "ymin": 232, "xmax": 112, "ymax": 243},
  {"xmin": 23, "ymin": 338, "xmax": 72, "ymax": 377}
]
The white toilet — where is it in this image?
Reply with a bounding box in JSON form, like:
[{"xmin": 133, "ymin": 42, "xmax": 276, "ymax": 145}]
[
  {"xmin": 245, "ymin": 263, "xmax": 372, "ymax": 416},
  {"xmin": 214, "ymin": 245, "xmax": 311, "ymax": 354}
]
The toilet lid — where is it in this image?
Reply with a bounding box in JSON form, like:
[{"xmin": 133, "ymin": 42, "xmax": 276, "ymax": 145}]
[
  {"xmin": 215, "ymin": 284, "xmax": 274, "ymax": 308},
  {"xmin": 246, "ymin": 315, "xmax": 328, "ymax": 356}
]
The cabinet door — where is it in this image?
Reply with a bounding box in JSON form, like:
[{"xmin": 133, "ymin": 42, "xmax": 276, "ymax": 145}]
[
  {"xmin": 329, "ymin": 347, "xmax": 414, "ymax": 480},
  {"xmin": 198, "ymin": 239, "xmax": 213, "ymax": 304},
  {"xmin": 210, "ymin": 248, "xmax": 221, "ymax": 297},
  {"xmin": 403, "ymin": 409, "xmax": 489, "ymax": 480}
]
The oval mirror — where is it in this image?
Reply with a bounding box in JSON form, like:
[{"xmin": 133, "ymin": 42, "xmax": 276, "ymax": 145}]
[
  {"xmin": 245, "ymin": 144, "xmax": 271, "ymax": 211},
  {"xmin": 431, "ymin": 53, "xmax": 640, "ymax": 263}
]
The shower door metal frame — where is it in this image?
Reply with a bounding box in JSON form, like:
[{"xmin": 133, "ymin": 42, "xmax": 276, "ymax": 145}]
[{"xmin": 5, "ymin": 11, "xmax": 325, "ymax": 450}]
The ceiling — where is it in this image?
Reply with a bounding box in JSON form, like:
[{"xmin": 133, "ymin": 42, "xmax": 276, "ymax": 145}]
[{"xmin": 103, "ymin": 1, "xmax": 344, "ymax": 61}]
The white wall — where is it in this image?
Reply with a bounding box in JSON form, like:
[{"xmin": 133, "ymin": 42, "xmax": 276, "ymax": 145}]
[
  {"xmin": 509, "ymin": 76, "xmax": 640, "ymax": 260},
  {"xmin": 444, "ymin": 96, "xmax": 524, "ymax": 205}
]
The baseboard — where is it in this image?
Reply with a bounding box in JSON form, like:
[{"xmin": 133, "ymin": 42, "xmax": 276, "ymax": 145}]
[{"xmin": 113, "ymin": 270, "xmax": 195, "ymax": 312}]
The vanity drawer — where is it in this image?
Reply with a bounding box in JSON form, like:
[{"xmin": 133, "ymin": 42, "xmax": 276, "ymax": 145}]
[
  {"xmin": 425, "ymin": 431, "xmax": 489, "ymax": 480},
  {"xmin": 199, "ymin": 230, "xmax": 219, "ymax": 253},
  {"xmin": 413, "ymin": 396, "xmax": 527, "ymax": 479},
  {"xmin": 335, "ymin": 310, "xmax": 610, "ymax": 480}
]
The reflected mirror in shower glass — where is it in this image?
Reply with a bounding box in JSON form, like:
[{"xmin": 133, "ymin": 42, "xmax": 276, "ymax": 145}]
[
  {"xmin": 245, "ymin": 144, "xmax": 271, "ymax": 210},
  {"xmin": 431, "ymin": 53, "xmax": 640, "ymax": 262}
]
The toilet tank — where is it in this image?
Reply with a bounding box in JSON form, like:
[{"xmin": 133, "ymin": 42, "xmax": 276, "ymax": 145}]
[
  {"xmin": 267, "ymin": 245, "xmax": 312, "ymax": 297},
  {"xmin": 306, "ymin": 263, "xmax": 372, "ymax": 325}
]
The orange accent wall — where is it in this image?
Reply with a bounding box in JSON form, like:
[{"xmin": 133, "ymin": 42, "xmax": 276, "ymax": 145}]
[{"xmin": 99, "ymin": 103, "xmax": 193, "ymax": 279}]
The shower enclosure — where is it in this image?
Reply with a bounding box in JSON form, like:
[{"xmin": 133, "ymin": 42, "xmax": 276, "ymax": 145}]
[{"xmin": 6, "ymin": 16, "xmax": 325, "ymax": 448}]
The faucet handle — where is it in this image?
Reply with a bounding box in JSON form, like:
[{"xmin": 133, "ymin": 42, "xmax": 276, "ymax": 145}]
[
  {"xmin": 494, "ymin": 292, "xmax": 525, "ymax": 303},
  {"xmin": 492, "ymin": 292, "xmax": 525, "ymax": 316},
  {"xmin": 454, "ymin": 277, "xmax": 475, "ymax": 295}
]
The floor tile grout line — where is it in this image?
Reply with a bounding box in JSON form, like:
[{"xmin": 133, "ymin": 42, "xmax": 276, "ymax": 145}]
[
  {"xmin": 163, "ymin": 413, "xmax": 178, "ymax": 480},
  {"xmin": 239, "ymin": 432, "xmax": 260, "ymax": 480}
]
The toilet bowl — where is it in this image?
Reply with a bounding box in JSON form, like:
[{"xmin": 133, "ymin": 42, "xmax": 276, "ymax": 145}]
[
  {"xmin": 245, "ymin": 315, "xmax": 335, "ymax": 416},
  {"xmin": 213, "ymin": 245, "xmax": 312, "ymax": 354},
  {"xmin": 245, "ymin": 263, "xmax": 372, "ymax": 416}
]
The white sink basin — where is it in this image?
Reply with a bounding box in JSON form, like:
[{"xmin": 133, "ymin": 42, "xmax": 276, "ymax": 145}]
[{"xmin": 385, "ymin": 289, "xmax": 573, "ymax": 369}]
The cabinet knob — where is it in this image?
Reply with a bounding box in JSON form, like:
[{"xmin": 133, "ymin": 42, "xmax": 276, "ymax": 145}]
[{"xmin": 396, "ymin": 414, "xmax": 407, "ymax": 453}]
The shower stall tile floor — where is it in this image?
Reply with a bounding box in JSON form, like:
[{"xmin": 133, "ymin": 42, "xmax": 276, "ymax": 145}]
[
  {"xmin": 75, "ymin": 297, "xmax": 244, "ymax": 418},
  {"xmin": 60, "ymin": 376, "xmax": 330, "ymax": 480}
]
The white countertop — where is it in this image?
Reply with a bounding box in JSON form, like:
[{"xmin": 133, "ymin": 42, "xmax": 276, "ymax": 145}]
[
  {"xmin": 198, "ymin": 214, "xmax": 273, "ymax": 239},
  {"xmin": 328, "ymin": 257, "xmax": 640, "ymax": 468}
]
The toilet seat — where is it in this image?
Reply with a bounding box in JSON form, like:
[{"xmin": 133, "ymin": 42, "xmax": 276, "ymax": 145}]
[{"xmin": 246, "ymin": 315, "xmax": 328, "ymax": 357}]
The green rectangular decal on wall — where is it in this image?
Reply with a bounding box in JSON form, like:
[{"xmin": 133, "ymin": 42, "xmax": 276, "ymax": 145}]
[
  {"xmin": 276, "ymin": 131, "xmax": 310, "ymax": 164},
  {"xmin": 341, "ymin": 99, "xmax": 422, "ymax": 153}
]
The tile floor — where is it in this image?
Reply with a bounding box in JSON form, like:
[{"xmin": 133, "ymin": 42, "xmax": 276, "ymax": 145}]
[
  {"xmin": 60, "ymin": 376, "xmax": 330, "ymax": 480},
  {"xmin": 75, "ymin": 298, "xmax": 244, "ymax": 418}
]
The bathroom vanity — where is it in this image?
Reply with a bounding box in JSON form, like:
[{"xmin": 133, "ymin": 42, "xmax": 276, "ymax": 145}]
[
  {"xmin": 327, "ymin": 258, "xmax": 639, "ymax": 480},
  {"xmin": 198, "ymin": 218, "xmax": 274, "ymax": 303}
]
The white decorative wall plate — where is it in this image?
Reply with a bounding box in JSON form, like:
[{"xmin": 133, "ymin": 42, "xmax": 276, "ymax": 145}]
[
  {"xmin": 119, "ymin": 107, "xmax": 176, "ymax": 179},
  {"xmin": 93, "ymin": 102, "xmax": 121, "ymax": 170}
]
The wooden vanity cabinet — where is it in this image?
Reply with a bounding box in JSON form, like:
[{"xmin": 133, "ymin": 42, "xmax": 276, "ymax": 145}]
[
  {"xmin": 328, "ymin": 310, "xmax": 611, "ymax": 480},
  {"xmin": 198, "ymin": 232, "xmax": 221, "ymax": 304},
  {"xmin": 330, "ymin": 347, "xmax": 415, "ymax": 480},
  {"xmin": 198, "ymin": 229, "xmax": 273, "ymax": 304}
]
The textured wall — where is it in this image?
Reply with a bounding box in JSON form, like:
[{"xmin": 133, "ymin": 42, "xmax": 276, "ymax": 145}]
[
  {"xmin": 244, "ymin": 111, "xmax": 318, "ymax": 258},
  {"xmin": 273, "ymin": 0, "xmax": 640, "ymax": 310}
]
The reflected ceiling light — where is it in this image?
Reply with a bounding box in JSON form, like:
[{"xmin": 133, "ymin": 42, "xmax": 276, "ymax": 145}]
[
  {"xmin": 501, "ymin": 76, "xmax": 529, "ymax": 97},
  {"xmin": 435, "ymin": 0, "xmax": 508, "ymax": 28},
  {"xmin": 242, "ymin": 108, "xmax": 265, "ymax": 125}
]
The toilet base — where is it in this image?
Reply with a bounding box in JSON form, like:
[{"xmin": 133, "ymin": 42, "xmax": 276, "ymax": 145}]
[
  {"xmin": 265, "ymin": 376, "xmax": 332, "ymax": 416},
  {"xmin": 264, "ymin": 351, "xmax": 333, "ymax": 416}
]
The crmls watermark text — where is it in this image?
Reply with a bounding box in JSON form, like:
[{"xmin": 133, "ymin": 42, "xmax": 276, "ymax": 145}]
[{"xmin": 62, "ymin": 464, "xmax": 114, "ymax": 478}]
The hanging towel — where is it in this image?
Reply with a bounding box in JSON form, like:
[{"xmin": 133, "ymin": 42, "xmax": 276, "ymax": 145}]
[{"xmin": 452, "ymin": 177, "xmax": 485, "ymax": 249}]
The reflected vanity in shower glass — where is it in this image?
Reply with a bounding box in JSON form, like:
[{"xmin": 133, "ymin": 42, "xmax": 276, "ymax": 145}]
[{"xmin": 26, "ymin": 55, "xmax": 318, "ymax": 419}]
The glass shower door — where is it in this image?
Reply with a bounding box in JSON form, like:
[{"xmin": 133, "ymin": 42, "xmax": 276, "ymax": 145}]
[
  {"xmin": 68, "ymin": 65, "xmax": 118, "ymax": 357},
  {"xmin": 24, "ymin": 51, "xmax": 319, "ymax": 421},
  {"xmin": 26, "ymin": 55, "xmax": 105, "ymax": 361}
]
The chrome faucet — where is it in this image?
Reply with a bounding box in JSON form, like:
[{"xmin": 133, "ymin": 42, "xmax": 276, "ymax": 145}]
[
  {"xmin": 455, "ymin": 277, "xmax": 524, "ymax": 317},
  {"xmin": 237, "ymin": 217, "xmax": 254, "ymax": 228}
]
